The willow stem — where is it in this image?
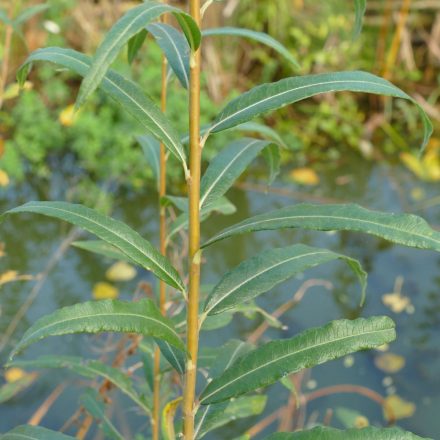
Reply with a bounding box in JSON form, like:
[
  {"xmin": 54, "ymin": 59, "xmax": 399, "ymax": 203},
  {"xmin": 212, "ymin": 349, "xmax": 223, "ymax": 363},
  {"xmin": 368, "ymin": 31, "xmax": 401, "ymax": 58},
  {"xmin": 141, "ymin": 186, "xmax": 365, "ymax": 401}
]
[
  {"xmin": 152, "ymin": 8, "xmax": 170, "ymax": 440},
  {"xmin": 182, "ymin": 0, "xmax": 201, "ymax": 438}
]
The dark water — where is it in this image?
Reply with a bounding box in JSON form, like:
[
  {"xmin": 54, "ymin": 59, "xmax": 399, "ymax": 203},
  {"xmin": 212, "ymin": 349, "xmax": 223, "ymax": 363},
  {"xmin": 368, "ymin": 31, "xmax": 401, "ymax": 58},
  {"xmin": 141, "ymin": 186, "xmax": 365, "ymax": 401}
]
[{"xmin": 0, "ymin": 154, "xmax": 439, "ymax": 438}]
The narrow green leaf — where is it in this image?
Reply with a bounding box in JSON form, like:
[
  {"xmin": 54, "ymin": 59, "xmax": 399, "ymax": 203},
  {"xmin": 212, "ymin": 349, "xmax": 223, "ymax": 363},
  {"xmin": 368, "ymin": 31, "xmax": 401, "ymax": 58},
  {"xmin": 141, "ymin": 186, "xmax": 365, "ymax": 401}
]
[
  {"xmin": 195, "ymin": 396, "xmax": 266, "ymax": 439},
  {"xmin": 155, "ymin": 339, "xmax": 186, "ymax": 375},
  {"xmin": 204, "ymin": 244, "xmax": 367, "ymax": 316},
  {"xmin": 174, "ymin": 12, "xmax": 201, "ymax": 51},
  {"xmin": 262, "ymin": 144, "xmax": 281, "ymax": 185},
  {"xmin": 147, "ymin": 23, "xmax": 190, "ymax": 89},
  {"xmin": 14, "ymin": 4, "xmax": 48, "ymax": 25},
  {"xmin": 80, "ymin": 389, "xmax": 124, "ymax": 440},
  {"xmin": 199, "ymin": 316, "xmax": 396, "ymax": 404},
  {"xmin": 127, "ymin": 29, "xmax": 148, "ymax": 64},
  {"xmin": 0, "ymin": 373, "xmax": 36, "ymax": 404},
  {"xmin": 353, "ymin": 0, "xmax": 367, "ymax": 38},
  {"xmin": 200, "ymin": 138, "xmax": 272, "ymax": 210},
  {"xmin": 9, "ymin": 299, "xmax": 185, "ymax": 359},
  {"xmin": 162, "ymin": 195, "xmax": 189, "ymax": 213},
  {"xmin": 203, "ymin": 203, "xmax": 440, "ymax": 252},
  {"xmin": 136, "ymin": 135, "xmax": 161, "ymax": 190},
  {"xmin": 75, "ymin": 1, "xmax": 199, "ymax": 108},
  {"xmin": 3, "ymin": 201, "xmax": 185, "ymax": 291},
  {"xmin": 72, "ymin": 240, "xmax": 129, "ymax": 262},
  {"xmin": 0, "ymin": 426, "xmax": 75, "ymax": 440},
  {"xmin": 264, "ymin": 426, "xmax": 431, "ymax": 440},
  {"xmin": 17, "ymin": 47, "xmax": 187, "ymax": 172},
  {"xmin": 233, "ymin": 121, "xmax": 289, "ymax": 149},
  {"xmin": 208, "ymin": 71, "xmax": 432, "ymax": 152},
  {"xmin": 202, "ymin": 27, "xmax": 299, "ymax": 68}
]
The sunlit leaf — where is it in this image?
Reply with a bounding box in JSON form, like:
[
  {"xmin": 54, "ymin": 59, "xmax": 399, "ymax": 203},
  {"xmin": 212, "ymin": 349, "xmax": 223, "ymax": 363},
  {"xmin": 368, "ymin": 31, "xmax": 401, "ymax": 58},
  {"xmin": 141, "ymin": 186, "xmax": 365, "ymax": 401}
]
[
  {"xmin": 384, "ymin": 395, "xmax": 416, "ymax": 421},
  {"xmin": 105, "ymin": 261, "xmax": 137, "ymax": 282},
  {"xmin": 92, "ymin": 282, "xmax": 119, "ymax": 300},
  {"xmin": 59, "ymin": 104, "xmax": 78, "ymax": 126},
  {"xmin": 289, "ymin": 167, "xmax": 320, "ymax": 186}
]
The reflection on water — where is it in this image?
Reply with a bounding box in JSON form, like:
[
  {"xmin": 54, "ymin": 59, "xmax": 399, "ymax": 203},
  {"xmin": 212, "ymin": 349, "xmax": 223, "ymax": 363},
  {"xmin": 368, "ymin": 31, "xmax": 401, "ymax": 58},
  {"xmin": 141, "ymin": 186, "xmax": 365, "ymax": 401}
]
[{"xmin": 0, "ymin": 153, "xmax": 439, "ymax": 438}]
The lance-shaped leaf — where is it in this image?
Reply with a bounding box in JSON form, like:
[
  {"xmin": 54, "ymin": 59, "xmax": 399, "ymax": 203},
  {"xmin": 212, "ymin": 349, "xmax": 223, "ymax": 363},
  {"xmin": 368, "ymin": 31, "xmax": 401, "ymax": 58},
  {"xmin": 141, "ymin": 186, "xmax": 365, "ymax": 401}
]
[
  {"xmin": 199, "ymin": 316, "xmax": 396, "ymax": 404},
  {"xmin": 200, "ymin": 138, "xmax": 273, "ymax": 210},
  {"xmin": 208, "ymin": 71, "xmax": 432, "ymax": 152},
  {"xmin": 262, "ymin": 144, "xmax": 281, "ymax": 185},
  {"xmin": 127, "ymin": 29, "xmax": 148, "ymax": 63},
  {"xmin": 233, "ymin": 121, "xmax": 289, "ymax": 149},
  {"xmin": 9, "ymin": 299, "xmax": 185, "ymax": 360},
  {"xmin": 3, "ymin": 201, "xmax": 184, "ymax": 291},
  {"xmin": 10, "ymin": 355, "xmax": 150, "ymax": 412},
  {"xmin": 203, "ymin": 27, "xmax": 299, "ymax": 69},
  {"xmin": 0, "ymin": 426, "xmax": 76, "ymax": 440},
  {"xmin": 204, "ymin": 244, "xmax": 367, "ymax": 316},
  {"xmin": 195, "ymin": 396, "xmax": 266, "ymax": 439},
  {"xmin": 155, "ymin": 339, "xmax": 186, "ymax": 374},
  {"xmin": 353, "ymin": 0, "xmax": 367, "ymax": 38},
  {"xmin": 14, "ymin": 4, "xmax": 48, "ymax": 25},
  {"xmin": 147, "ymin": 22, "xmax": 190, "ymax": 89},
  {"xmin": 17, "ymin": 48, "xmax": 187, "ymax": 172},
  {"xmin": 264, "ymin": 426, "xmax": 431, "ymax": 440},
  {"xmin": 136, "ymin": 135, "xmax": 161, "ymax": 189},
  {"xmin": 203, "ymin": 203, "xmax": 440, "ymax": 252},
  {"xmin": 167, "ymin": 197, "xmax": 236, "ymax": 242},
  {"xmin": 76, "ymin": 1, "xmax": 200, "ymax": 108},
  {"xmin": 80, "ymin": 389, "xmax": 124, "ymax": 440},
  {"xmin": 72, "ymin": 240, "xmax": 129, "ymax": 262}
]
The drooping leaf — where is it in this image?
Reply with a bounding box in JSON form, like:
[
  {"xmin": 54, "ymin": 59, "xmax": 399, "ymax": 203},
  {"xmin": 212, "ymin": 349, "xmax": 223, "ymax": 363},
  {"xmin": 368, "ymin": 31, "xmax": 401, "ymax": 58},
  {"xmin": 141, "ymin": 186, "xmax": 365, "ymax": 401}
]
[
  {"xmin": 199, "ymin": 316, "xmax": 396, "ymax": 404},
  {"xmin": 14, "ymin": 4, "xmax": 49, "ymax": 25},
  {"xmin": 262, "ymin": 144, "xmax": 281, "ymax": 185},
  {"xmin": 80, "ymin": 389, "xmax": 124, "ymax": 440},
  {"xmin": 147, "ymin": 23, "xmax": 190, "ymax": 89},
  {"xmin": 162, "ymin": 397, "xmax": 182, "ymax": 440},
  {"xmin": 204, "ymin": 244, "xmax": 367, "ymax": 316},
  {"xmin": 3, "ymin": 201, "xmax": 185, "ymax": 291},
  {"xmin": 168, "ymin": 197, "xmax": 236, "ymax": 242},
  {"xmin": 208, "ymin": 71, "xmax": 432, "ymax": 152},
  {"xmin": 200, "ymin": 138, "xmax": 273, "ymax": 210},
  {"xmin": 136, "ymin": 135, "xmax": 161, "ymax": 189},
  {"xmin": 202, "ymin": 27, "xmax": 299, "ymax": 68},
  {"xmin": 0, "ymin": 426, "xmax": 76, "ymax": 440},
  {"xmin": 10, "ymin": 355, "xmax": 150, "ymax": 412},
  {"xmin": 9, "ymin": 299, "xmax": 185, "ymax": 360},
  {"xmin": 173, "ymin": 12, "xmax": 201, "ymax": 51},
  {"xmin": 353, "ymin": 0, "xmax": 367, "ymax": 38},
  {"xmin": 203, "ymin": 203, "xmax": 440, "ymax": 252},
  {"xmin": 195, "ymin": 395, "xmax": 266, "ymax": 439},
  {"xmin": 263, "ymin": 426, "xmax": 430, "ymax": 440},
  {"xmin": 155, "ymin": 338, "xmax": 186, "ymax": 374},
  {"xmin": 233, "ymin": 121, "xmax": 289, "ymax": 149},
  {"xmin": 72, "ymin": 240, "xmax": 129, "ymax": 262},
  {"xmin": 17, "ymin": 48, "xmax": 187, "ymax": 172},
  {"xmin": 75, "ymin": 1, "xmax": 199, "ymax": 108},
  {"xmin": 127, "ymin": 29, "xmax": 148, "ymax": 64}
]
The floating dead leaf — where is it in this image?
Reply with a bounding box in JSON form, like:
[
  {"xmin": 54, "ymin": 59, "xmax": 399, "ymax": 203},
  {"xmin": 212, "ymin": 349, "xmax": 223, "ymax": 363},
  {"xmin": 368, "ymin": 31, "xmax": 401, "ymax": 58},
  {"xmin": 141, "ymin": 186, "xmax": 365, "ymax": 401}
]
[
  {"xmin": 335, "ymin": 407, "xmax": 369, "ymax": 429},
  {"xmin": 92, "ymin": 282, "xmax": 119, "ymax": 300},
  {"xmin": 0, "ymin": 169, "xmax": 9, "ymax": 187},
  {"xmin": 4, "ymin": 367, "xmax": 27, "ymax": 383},
  {"xmin": 382, "ymin": 292, "xmax": 411, "ymax": 314},
  {"xmin": 0, "ymin": 270, "xmax": 35, "ymax": 286},
  {"xmin": 375, "ymin": 353, "xmax": 405, "ymax": 373},
  {"xmin": 59, "ymin": 104, "xmax": 79, "ymax": 127},
  {"xmin": 289, "ymin": 167, "xmax": 320, "ymax": 185},
  {"xmin": 400, "ymin": 138, "xmax": 440, "ymax": 182},
  {"xmin": 384, "ymin": 395, "xmax": 416, "ymax": 421},
  {"xmin": 105, "ymin": 261, "xmax": 136, "ymax": 282}
]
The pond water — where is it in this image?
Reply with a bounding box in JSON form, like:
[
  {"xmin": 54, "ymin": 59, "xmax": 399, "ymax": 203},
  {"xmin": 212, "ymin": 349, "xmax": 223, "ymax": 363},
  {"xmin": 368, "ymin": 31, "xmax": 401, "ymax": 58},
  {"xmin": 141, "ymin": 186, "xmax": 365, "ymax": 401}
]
[{"xmin": 0, "ymin": 153, "xmax": 439, "ymax": 439}]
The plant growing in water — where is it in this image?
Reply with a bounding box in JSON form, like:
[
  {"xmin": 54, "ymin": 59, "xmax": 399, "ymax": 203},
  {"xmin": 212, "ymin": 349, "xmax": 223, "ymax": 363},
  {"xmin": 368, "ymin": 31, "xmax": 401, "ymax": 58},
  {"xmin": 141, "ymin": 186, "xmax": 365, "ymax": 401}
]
[{"xmin": 1, "ymin": 0, "xmax": 438, "ymax": 439}]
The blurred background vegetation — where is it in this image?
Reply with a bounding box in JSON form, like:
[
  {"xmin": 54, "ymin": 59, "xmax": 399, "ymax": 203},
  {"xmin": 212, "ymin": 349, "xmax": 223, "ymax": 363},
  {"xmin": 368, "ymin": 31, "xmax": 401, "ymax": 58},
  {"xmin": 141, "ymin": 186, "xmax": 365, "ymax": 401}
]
[{"xmin": 0, "ymin": 0, "xmax": 439, "ymax": 204}]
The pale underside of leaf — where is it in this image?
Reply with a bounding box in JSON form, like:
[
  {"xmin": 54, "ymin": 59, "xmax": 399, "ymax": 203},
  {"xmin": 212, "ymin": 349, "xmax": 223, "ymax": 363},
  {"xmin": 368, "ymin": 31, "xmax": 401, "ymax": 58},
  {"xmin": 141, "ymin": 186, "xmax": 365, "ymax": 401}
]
[
  {"xmin": 203, "ymin": 203, "xmax": 440, "ymax": 252},
  {"xmin": 200, "ymin": 316, "xmax": 396, "ymax": 404}
]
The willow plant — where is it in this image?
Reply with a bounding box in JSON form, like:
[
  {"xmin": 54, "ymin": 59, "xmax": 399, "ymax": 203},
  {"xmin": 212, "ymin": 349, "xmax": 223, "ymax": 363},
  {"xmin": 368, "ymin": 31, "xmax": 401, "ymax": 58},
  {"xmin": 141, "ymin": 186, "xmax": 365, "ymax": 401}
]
[{"xmin": 1, "ymin": 0, "xmax": 438, "ymax": 439}]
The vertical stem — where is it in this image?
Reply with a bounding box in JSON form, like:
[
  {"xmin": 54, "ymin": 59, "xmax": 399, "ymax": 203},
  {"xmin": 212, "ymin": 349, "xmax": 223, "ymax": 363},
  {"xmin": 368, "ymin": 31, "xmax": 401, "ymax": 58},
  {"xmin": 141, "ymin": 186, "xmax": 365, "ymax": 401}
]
[
  {"xmin": 182, "ymin": 0, "xmax": 201, "ymax": 438},
  {"xmin": 152, "ymin": 8, "xmax": 170, "ymax": 440},
  {"xmin": 0, "ymin": 2, "xmax": 14, "ymax": 110}
]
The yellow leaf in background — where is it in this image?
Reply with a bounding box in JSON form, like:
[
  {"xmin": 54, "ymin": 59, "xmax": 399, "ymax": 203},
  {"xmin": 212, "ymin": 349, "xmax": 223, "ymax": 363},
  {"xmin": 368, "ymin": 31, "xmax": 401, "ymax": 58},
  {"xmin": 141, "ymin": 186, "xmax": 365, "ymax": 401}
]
[
  {"xmin": 0, "ymin": 169, "xmax": 9, "ymax": 187},
  {"xmin": 4, "ymin": 367, "xmax": 27, "ymax": 383},
  {"xmin": 354, "ymin": 416, "xmax": 369, "ymax": 428},
  {"xmin": 289, "ymin": 167, "xmax": 320, "ymax": 185},
  {"xmin": 105, "ymin": 261, "xmax": 137, "ymax": 282},
  {"xmin": 1, "ymin": 81, "xmax": 33, "ymax": 101},
  {"xmin": 400, "ymin": 138, "xmax": 440, "ymax": 182},
  {"xmin": 382, "ymin": 292, "xmax": 411, "ymax": 314},
  {"xmin": 0, "ymin": 270, "xmax": 19, "ymax": 286},
  {"xmin": 384, "ymin": 395, "xmax": 416, "ymax": 421},
  {"xmin": 375, "ymin": 353, "xmax": 406, "ymax": 373},
  {"xmin": 59, "ymin": 104, "xmax": 78, "ymax": 127},
  {"xmin": 92, "ymin": 282, "xmax": 119, "ymax": 300}
]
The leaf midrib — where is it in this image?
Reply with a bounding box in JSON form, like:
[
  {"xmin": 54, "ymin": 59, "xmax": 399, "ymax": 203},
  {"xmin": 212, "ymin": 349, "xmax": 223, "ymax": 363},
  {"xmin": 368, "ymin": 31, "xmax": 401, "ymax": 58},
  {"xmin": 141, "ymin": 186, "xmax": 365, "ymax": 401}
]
[
  {"xmin": 210, "ymin": 78, "xmax": 407, "ymax": 132},
  {"xmin": 200, "ymin": 325, "xmax": 391, "ymax": 403},
  {"xmin": 209, "ymin": 213, "xmax": 440, "ymax": 247},
  {"xmin": 206, "ymin": 250, "xmax": 328, "ymax": 314}
]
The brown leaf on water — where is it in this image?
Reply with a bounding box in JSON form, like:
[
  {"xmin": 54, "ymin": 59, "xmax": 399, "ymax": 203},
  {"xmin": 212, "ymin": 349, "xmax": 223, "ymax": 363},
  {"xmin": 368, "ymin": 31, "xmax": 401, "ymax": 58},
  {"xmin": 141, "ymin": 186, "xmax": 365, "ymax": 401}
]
[
  {"xmin": 382, "ymin": 292, "xmax": 412, "ymax": 313},
  {"xmin": 384, "ymin": 395, "xmax": 416, "ymax": 421},
  {"xmin": 105, "ymin": 261, "xmax": 137, "ymax": 282},
  {"xmin": 375, "ymin": 353, "xmax": 406, "ymax": 373},
  {"xmin": 289, "ymin": 167, "xmax": 320, "ymax": 186},
  {"xmin": 0, "ymin": 270, "xmax": 35, "ymax": 286}
]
